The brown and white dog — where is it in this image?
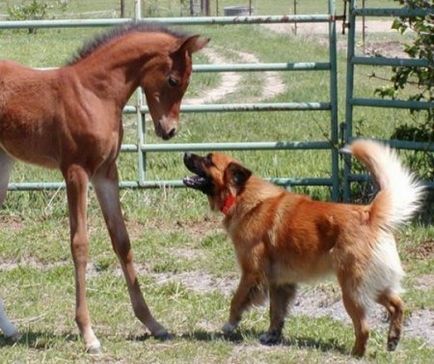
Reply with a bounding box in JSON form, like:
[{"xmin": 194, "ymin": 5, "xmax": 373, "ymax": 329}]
[{"xmin": 183, "ymin": 140, "xmax": 424, "ymax": 356}]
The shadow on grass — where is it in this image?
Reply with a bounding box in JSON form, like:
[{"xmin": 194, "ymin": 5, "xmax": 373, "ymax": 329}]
[
  {"xmin": 128, "ymin": 329, "xmax": 348, "ymax": 355},
  {"xmin": 0, "ymin": 331, "xmax": 78, "ymax": 350}
]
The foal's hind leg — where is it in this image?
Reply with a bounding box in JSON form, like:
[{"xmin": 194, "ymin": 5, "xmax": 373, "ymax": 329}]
[
  {"xmin": 377, "ymin": 291, "xmax": 404, "ymax": 351},
  {"xmin": 0, "ymin": 149, "xmax": 13, "ymax": 206},
  {"xmin": 64, "ymin": 165, "xmax": 101, "ymax": 353},
  {"xmin": 92, "ymin": 162, "xmax": 168, "ymax": 339},
  {"xmin": 0, "ymin": 150, "xmax": 19, "ymax": 341}
]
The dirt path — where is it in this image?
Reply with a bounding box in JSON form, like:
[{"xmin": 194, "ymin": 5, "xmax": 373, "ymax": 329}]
[{"xmin": 183, "ymin": 47, "xmax": 286, "ymax": 105}]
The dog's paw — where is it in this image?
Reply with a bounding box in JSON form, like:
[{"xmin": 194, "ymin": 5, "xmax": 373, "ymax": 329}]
[
  {"xmin": 153, "ymin": 330, "xmax": 174, "ymax": 341},
  {"xmin": 222, "ymin": 322, "xmax": 237, "ymax": 335},
  {"xmin": 259, "ymin": 331, "xmax": 282, "ymax": 346}
]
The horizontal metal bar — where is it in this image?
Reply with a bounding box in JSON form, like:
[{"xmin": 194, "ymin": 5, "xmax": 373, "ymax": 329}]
[
  {"xmin": 120, "ymin": 141, "xmax": 332, "ymax": 152},
  {"xmin": 193, "ymin": 62, "xmax": 331, "ymax": 72},
  {"xmin": 37, "ymin": 62, "xmax": 331, "ymax": 73},
  {"xmin": 351, "ymin": 98, "xmax": 434, "ymax": 110},
  {"xmin": 347, "ymin": 174, "xmax": 434, "ymax": 189},
  {"xmin": 352, "ymin": 8, "xmax": 432, "ymax": 17},
  {"xmin": 352, "ymin": 56, "xmax": 431, "ymax": 68},
  {"xmin": 8, "ymin": 177, "xmax": 333, "ymax": 191},
  {"xmin": 347, "ymin": 138, "xmax": 434, "ymax": 152},
  {"xmin": 123, "ymin": 102, "xmax": 331, "ymax": 114},
  {"xmin": 0, "ymin": 15, "xmax": 334, "ymax": 29}
]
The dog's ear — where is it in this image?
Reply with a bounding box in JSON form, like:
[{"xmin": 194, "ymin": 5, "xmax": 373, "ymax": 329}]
[{"xmin": 225, "ymin": 162, "xmax": 252, "ymax": 188}]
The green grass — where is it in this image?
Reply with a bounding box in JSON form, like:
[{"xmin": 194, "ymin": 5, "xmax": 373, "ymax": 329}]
[{"xmin": 0, "ymin": 1, "xmax": 433, "ymax": 363}]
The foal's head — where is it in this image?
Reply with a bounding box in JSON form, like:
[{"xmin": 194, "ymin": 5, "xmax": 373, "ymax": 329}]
[
  {"xmin": 70, "ymin": 24, "xmax": 209, "ymax": 140},
  {"xmin": 140, "ymin": 34, "xmax": 209, "ymax": 140}
]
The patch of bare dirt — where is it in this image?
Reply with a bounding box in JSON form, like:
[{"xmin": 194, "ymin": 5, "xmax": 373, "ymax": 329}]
[
  {"xmin": 414, "ymin": 274, "xmax": 434, "ymax": 291},
  {"xmin": 0, "ymin": 215, "xmax": 24, "ymax": 231},
  {"xmin": 363, "ymin": 40, "xmax": 409, "ymax": 58},
  {"xmin": 152, "ymin": 271, "xmax": 237, "ymax": 296},
  {"xmin": 405, "ymin": 239, "xmax": 434, "ymax": 260}
]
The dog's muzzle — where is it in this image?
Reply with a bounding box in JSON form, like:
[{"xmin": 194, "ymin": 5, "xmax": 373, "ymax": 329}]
[{"xmin": 183, "ymin": 153, "xmax": 214, "ymax": 194}]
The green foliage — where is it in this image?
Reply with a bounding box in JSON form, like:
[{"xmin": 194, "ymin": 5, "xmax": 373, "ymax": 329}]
[{"xmin": 7, "ymin": 0, "xmax": 68, "ymax": 33}]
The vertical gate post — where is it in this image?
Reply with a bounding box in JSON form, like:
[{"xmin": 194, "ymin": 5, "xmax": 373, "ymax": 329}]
[
  {"xmin": 328, "ymin": 0, "xmax": 339, "ymax": 201},
  {"xmin": 343, "ymin": 0, "xmax": 357, "ymax": 201},
  {"xmin": 135, "ymin": 0, "xmax": 146, "ymax": 186}
]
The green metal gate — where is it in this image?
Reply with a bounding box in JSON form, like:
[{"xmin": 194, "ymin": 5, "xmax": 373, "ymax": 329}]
[
  {"xmin": 1, "ymin": 0, "xmax": 341, "ymax": 200},
  {"xmin": 343, "ymin": 0, "xmax": 434, "ymax": 200}
]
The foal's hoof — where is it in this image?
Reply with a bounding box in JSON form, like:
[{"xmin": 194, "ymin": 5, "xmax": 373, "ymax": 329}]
[
  {"xmin": 259, "ymin": 331, "xmax": 282, "ymax": 346},
  {"xmin": 387, "ymin": 337, "xmax": 399, "ymax": 351},
  {"xmin": 86, "ymin": 341, "xmax": 102, "ymax": 355},
  {"xmin": 6, "ymin": 331, "xmax": 22, "ymax": 343}
]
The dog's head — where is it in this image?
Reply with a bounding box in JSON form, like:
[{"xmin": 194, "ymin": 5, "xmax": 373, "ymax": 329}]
[{"xmin": 183, "ymin": 152, "xmax": 252, "ymax": 214}]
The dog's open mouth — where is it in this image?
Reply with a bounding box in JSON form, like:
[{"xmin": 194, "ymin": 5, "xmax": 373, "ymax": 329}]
[
  {"xmin": 183, "ymin": 175, "xmax": 208, "ymax": 189},
  {"xmin": 183, "ymin": 152, "xmax": 214, "ymax": 194}
]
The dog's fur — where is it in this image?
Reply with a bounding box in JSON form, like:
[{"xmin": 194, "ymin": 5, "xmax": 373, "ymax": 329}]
[{"xmin": 183, "ymin": 140, "xmax": 424, "ymax": 356}]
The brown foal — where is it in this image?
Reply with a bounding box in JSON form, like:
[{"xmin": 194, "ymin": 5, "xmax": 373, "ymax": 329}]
[{"xmin": 0, "ymin": 23, "xmax": 208, "ymax": 353}]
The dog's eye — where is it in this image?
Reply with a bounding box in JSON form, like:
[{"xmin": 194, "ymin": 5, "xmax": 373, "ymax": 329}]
[{"xmin": 168, "ymin": 77, "xmax": 179, "ymax": 87}]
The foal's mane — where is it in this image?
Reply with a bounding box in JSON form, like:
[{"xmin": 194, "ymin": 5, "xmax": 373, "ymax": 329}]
[{"xmin": 68, "ymin": 22, "xmax": 188, "ymax": 65}]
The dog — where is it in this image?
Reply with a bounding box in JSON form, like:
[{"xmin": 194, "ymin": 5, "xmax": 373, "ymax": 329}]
[{"xmin": 182, "ymin": 139, "xmax": 424, "ymax": 356}]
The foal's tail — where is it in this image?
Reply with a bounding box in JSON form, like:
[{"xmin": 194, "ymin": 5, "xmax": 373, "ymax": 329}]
[{"xmin": 344, "ymin": 139, "xmax": 424, "ymax": 232}]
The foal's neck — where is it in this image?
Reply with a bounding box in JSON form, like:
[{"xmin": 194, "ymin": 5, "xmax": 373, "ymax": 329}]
[{"xmin": 70, "ymin": 32, "xmax": 176, "ymax": 110}]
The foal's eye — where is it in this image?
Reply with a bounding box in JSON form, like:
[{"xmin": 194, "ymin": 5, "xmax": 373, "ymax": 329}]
[{"xmin": 168, "ymin": 77, "xmax": 179, "ymax": 87}]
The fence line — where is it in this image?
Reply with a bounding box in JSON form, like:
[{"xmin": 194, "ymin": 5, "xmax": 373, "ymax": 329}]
[{"xmin": 1, "ymin": 0, "xmax": 340, "ymax": 200}]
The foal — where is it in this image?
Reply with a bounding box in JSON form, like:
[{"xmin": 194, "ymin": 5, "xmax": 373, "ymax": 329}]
[{"xmin": 0, "ymin": 23, "xmax": 208, "ymax": 353}]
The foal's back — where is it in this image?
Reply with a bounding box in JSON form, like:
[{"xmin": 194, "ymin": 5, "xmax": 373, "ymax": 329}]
[{"xmin": 0, "ymin": 60, "xmax": 64, "ymax": 168}]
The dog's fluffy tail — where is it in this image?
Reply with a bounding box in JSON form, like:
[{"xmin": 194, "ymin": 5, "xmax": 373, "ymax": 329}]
[{"xmin": 345, "ymin": 139, "xmax": 424, "ymax": 231}]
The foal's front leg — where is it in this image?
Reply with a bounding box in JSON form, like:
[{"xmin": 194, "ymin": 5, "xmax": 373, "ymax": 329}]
[
  {"xmin": 64, "ymin": 165, "xmax": 101, "ymax": 353},
  {"xmin": 92, "ymin": 162, "xmax": 168, "ymax": 338},
  {"xmin": 0, "ymin": 150, "xmax": 19, "ymax": 341}
]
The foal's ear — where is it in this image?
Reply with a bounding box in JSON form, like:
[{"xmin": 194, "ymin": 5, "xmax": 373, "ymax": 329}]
[
  {"xmin": 174, "ymin": 35, "xmax": 210, "ymax": 55},
  {"xmin": 225, "ymin": 162, "xmax": 252, "ymax": 188}
]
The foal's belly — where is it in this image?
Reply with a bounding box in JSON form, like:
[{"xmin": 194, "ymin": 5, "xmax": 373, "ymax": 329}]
[{"xmin": 0, "ymin": 118, "xmax": 59, "ymax": 169}]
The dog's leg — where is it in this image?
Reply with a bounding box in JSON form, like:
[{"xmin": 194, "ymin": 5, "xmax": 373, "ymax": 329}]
[
  {"xmin": 377, "ymin": 291, "xmax": 404, "ymax": 351},
  {"xmin": 64, "ymin": 165, "xmax": 100, "ymax": 354},
  {"xmin": 340, "ymin": 286, "xmax": 369, "ymax": 357},
  {"xmin": 259, "ymin": 283, "xmax": 297, "ymax": 345},
  {"xmin": 92, "ymin": 162, "xmax": 168, "ymax": 339},
  {"xmin": 222, "ymin": 273, "xmax": 264, "ymax": 335},
  {"xmin": 0, "ymin": 150, "xmax": 19, "ymax": 341}
]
